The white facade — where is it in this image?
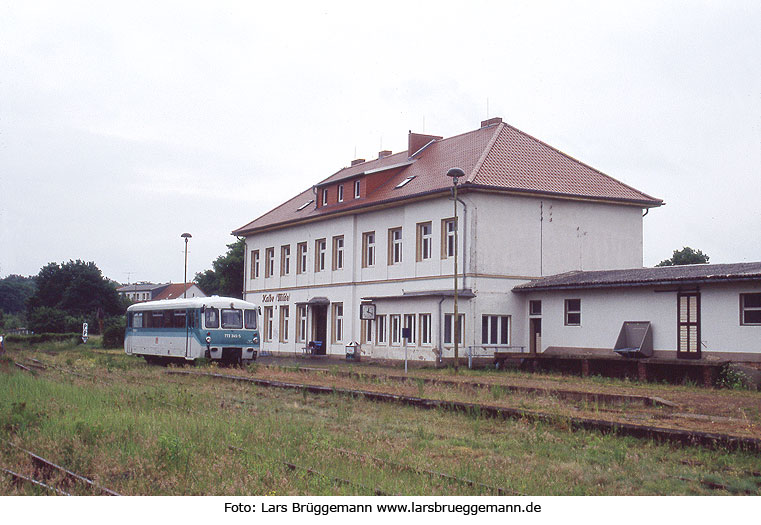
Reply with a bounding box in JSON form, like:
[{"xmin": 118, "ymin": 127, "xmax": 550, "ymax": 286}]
[{"xmin": 243, "ymin": 192, "xmax": 646, "ymax": 361}]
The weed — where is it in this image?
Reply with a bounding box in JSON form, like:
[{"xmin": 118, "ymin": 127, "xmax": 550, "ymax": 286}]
[
  {"xmin": 246, "ymin": 362, "xmax": 260, "ymax": 374},
  {"xmin": 716, "ymin": 365, "xmax": 751, "ymax": 390},
  {"xmin": 2, "ymin": 401, "xmax": 45, "ymax": 433},
  {"xmin": 157, "ymin": 432, "xmax": 192, "ymax": 471},
  {"xmin": 490, "ymin": 385, "xmax": 506, "ymax": 400},
  {"xmin": 415, "ymin": 378, "xmax": 425, "ymax": 397}
]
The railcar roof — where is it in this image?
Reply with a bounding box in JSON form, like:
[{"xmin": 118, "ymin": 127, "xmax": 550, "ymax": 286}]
[{"xmin": 126, "ymin": 296, "xmax": 258, "ymax": 311}]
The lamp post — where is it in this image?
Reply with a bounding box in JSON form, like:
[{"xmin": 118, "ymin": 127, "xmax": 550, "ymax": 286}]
[
  {"xmin": 181, "ymin": 233, "xmax": 192, "ymax": 298},
  {"xmin": 446, "ymin": 167, "xmax": 465, "ymax": 372}
]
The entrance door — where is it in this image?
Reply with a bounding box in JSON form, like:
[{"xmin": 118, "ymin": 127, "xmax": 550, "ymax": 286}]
[
  {"xmin": 677, "ymin": 292, "xmax": 701, "ymax": 359},
  {"xmin": 529, "ymin": 318, "xmax": 542, "ymax": 354},
  {"xmin": 311, "ymin": 305, "xmax": 328, "ymax": 355}
]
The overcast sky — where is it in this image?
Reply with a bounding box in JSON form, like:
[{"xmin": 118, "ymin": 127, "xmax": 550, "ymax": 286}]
[{"xmin": 1, "ymin": 1, "xmax": 760, "ymax": 284}]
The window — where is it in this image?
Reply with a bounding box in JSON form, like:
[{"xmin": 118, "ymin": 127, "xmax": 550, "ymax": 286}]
[
  {"xmin": 419, "ymin": 313, "xmax": 431, "ymax": 345},
  {"xmin": 265, "ymin": 247, "xmax": 275, "ymax": 278},
  {"xmin": 332, "ymin": 303, "xmax": 344, "ymax": 343},
  {"xmin": 337, "ymin": 184, "xmax": 344, "ymax": 202},
  {"xmin": 740, "ymin": 293, "xmax": 761, "ymax": 325},
  {"xmin": 332, "ymin": 236, "xmax": 344, "ymax": 270},
  {"xmin": 442, "ymin": 218, "xmax": 456, "ymax": 258},
  {"xmin": 376, "ymin": 315, "xmax": 387, "ymax": 345},
  {"xmin": 244, "ymin": 309, "xmax": 258, "ymax": 329},
  {"xmin": 315, "ymin": 239, "xmax": 326, "ymax": 272},
  {"xmin": 296, "ymin": 305, "xmax": 307, "ymax": 342},
  {"xmin": 390, "ymin": 314, "xmax": 401, "ymax": 345},
  {"xmin": 297, "ymin": 242, "xmax": 307, "ymax": 274},
  {"xmin": 529, "ymin": 300, "xmax": 542, "ymax": 316},
  {"xmin": 354, "ymin": 180, "xmax": 361, "ymax": 199},
  {"xmin": 362, "ymin": 318, "xmax": 374, "ymax": 344},
  {"xmin": 403, "ymin": 314, "xmax": 416, "ymax": 344},
  {"xmin": 322, "ymin": 188, "xmax": 328, "ymax": 206},
  {"xmin": 482, "ymin": 315, "xmax": 510, "ymax": 345},
  {"xmin": 205, "ymin": 307, "xmax": 219, "ymax": 329},
  {"xmin": 221, "ymin": 309, "xmax": 243, "ymax": 329},
  {"xmin": 132, "ymin": 312, "xmax": 143, "ymax": 328},
  {"xmin": 362, "ymin": 231, "xmax": 375, "ymax": 267},
  {"xmin": 279, "ymin": 305, "xmax": 290, "ymax": 342},
  {"xmin": 297, "ymin": 199, "xmax": 313, "ymax": 211},
  {"xmin": 444, "ymin": 313, "xmax": 464, "ymax": 345},
  {"xmin": 388, "ymin": 227, "xmax": 402, "ymax": 265},
  {"xmin": 565, "ymin": 299, "xmax": 581, "ymax": 326},
  {"xmin": 250, "ymin": 250, "xmax": 260, "ymax": 279},
  {"xmin": 395, "ymin": 176, "xmax": 415, "ymax": 188},
  {"xmin": 417, "ymin": 222, "xmax": 432, "ymax": 261},
  {"xmin": 281, "ymin": 245, "xmax": 291, "ymax": 276},
  {"xmin": 263, "ymin": 306, "xmax": 273, "ymax": 341}
]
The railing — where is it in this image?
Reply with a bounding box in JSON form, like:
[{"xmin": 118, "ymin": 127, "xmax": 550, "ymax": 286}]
[{"xmin": 440, "ymin": 345, "xmax": 527, "ymax": 368}]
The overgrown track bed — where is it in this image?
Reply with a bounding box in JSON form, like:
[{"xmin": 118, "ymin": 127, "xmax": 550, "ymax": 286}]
[{"xmin": 170, "ymin": 370, "xmax": 761, "ymax": 453}]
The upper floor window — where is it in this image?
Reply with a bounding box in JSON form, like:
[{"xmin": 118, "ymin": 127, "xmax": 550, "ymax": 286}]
[
  {"xmin": 332, "ymin": 236, "xmax": 344, "ymax": 270},
  {"xmin": 280, "ymin": 245, "xmax": 291, "ymax": 276},
  {"xmin": 417, "ymin": 222, "xmax": 432, "ymax": 261},
  {"xmin": 362, "ymin": 231, "xmax": 375, "ymax": 267},
  {"xmin": 740, "ymin": 293, "xmax": 761, "ymax": 325},
  {"xmin": 322, "ymin": 188, "xmax": 328, "ymax": 206},
  {"xmin": 395, "ymin": 176, "xmax": 415, "ymax": 189},
  {"xmin": 442, "ymin": 218, "xmax": 456, "ymax": 258},
  {"xmin": 315, "ymin": 239, "xmax": 327, "ymax": 272},
  {"xmin": 337, "ymin": 184, "xmax": 344, "ymax": 202},
  {"xmin": 388, "ymin": 228, "xmax": 402, "ymax": 265},
  {"xmin": 565, "ymin": 299, "xmax": 581, "ymax": 326},
  {"xmin": 354, "ymin": 180, "xmax": 361, "ymax": 199},
  {"xmin": 251, "ymin": 250, "xmax": 260, "ymax": 279},
  {"xmin": 265, "ymin": 247, "xmax": 275, "ymax": 278},
  {"xmin": 297, "ymin": 242, "xmax": 307, "ymax": 274}
]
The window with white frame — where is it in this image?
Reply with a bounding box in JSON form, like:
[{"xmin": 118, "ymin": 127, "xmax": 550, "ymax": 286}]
[
  {"xmin": 263, "ymin": 306, "xmax": 273, "ymax": 342},
  {"xmin": 362, "ymin": 231, "xmax": 375, "ymax": 267},
  {"xmin": 403, "ymin": 314, "xmax": 416, "ymax": 344},
  {"xmin": 315, "ymin": 239, "xmax": 326, "ymax": 272},
  {"xmin": 481, "ymin": 315, "xmax": 510, "ymax": 345},
  {"xmin": 322, "ymin": 188, "xmax": 328, "ymax": 206},
  {"xmin": 443, "ymin": 313, "xmax": 464, "ymax": 345},
  {"xmin": 337, "ymin": 184, "xmax": 344, "ymax": 202},
  {"xmin": 280, "ymin": 245, "xmax": 291, "ymax": 276},
  {"xmin": 362, "ymin": 318, "xmax": 373, "ymax": 344},
  {"xmin": 251, "ymin": 250, "xmax": 259, "ymax": 279},
  {"xmin": 265, "ymin": 247, "xmax": 275, "ymax": 278},
  {"xmin": 297, "ymin": 242, "xmax": 307, "ymax": 274},
  {"xmin": 376, "ymin": 315, "xmax": 387, "ymax": 345},
  {"xmin": 442, "ymin": 218, "xmax": 456, "ymax": 258},
  {"xmin": 417, "ymin": 222, "xmax": 432, "ymax": 261},
  {"xmin": 332, "ymin": 303, "xmax": 344, "ymax": 342},
  {"xmin": 740, "ymin": 293, "xmax": 761, "ymax": 325},
  {"xmin": 296, "ymin": 305, "xmax": 307, "ymax": 342},
  {"xmin": 389, "ymin": 228, "xmax": 402, "ymax": 265},
  {"xmin": 354, "ymin": 179, "xmax": 361, "ymax": 199},
  {"xmin": 419, "ymin": 313, "xmax": 432, "ymax": 345},
  {"xmin": 565, "ymin": 299, "xmax": 581, "ymax": 326},
  {"xmin": 279, "ymin": 305, "xmax": 290, "ymax": 342},
  {"xmin": 332, "ymin": 236, "xmax": 344, "ymax": 270},
  {"xmin": 390, "ymin": 314, "xmax": 401, "ymax": 345}
]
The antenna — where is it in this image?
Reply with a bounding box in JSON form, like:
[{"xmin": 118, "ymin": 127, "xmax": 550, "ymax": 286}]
[{"xmin": 124, "ymin": 271, "xmax": 134, "ymax": 284}]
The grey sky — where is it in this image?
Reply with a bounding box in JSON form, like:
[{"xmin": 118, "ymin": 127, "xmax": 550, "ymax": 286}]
[{"xmin": 1, "ymin": 1, "xmax": 760, "ymax": 284}]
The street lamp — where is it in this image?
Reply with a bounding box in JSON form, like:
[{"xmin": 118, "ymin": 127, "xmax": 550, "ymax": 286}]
[
  {"xmin": 446, "ymin": 167, "xmax": 465, "ymax": 372},
  {"xmin": 181, "ymin": 233, "xmax": 192, "ymax": 298}
]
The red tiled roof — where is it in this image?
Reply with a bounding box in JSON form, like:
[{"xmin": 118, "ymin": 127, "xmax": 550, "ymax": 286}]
[
  {"xmin": 152, "ymin": 283, "xmax": 198, "ymax": 301},
  {"xmin": 233, "ymin": 120, "xmax": 662, "ymax": 235}
]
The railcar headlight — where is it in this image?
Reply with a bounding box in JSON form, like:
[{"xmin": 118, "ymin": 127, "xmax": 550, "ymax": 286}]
[
  {"xmin": 252, "ymin": 334, "xmax": 260, "ymax": 345},
  {"xmin": 205, "ymin": 335, "xmax": 212, "ymax": 344}
]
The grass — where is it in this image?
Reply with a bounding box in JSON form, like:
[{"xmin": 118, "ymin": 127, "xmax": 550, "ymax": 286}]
[{"xmin": 1, "ymin": 342, "xmax": 760, "ymax": 495}]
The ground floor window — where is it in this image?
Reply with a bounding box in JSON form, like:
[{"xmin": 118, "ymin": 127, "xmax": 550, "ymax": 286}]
[
  {"xmin": 481, "ymin": 315, "xmax": 510, "ymax": 345},
  {"xmin": 332, "ymin": 303, "xmax": 344, "ymax": 343},
  {"xmin": 296, "ymin": 305, "xmax": 307, "ymax": 342},
  {"xmin": 419, "ymin": 313, "xmax": 431, "ymax": 345},
  {"xmin": 263, "ymin": 306, "xmax": 273, "ymax": 341},
  {"xmin": 362, "ymin": 318, "xmax": 373, "ymax": 344},
  {"xmin": 740, "ymin": 293, "xmax": 761, "ymax": 325},
  {"xmin": 279, "ymin": 305, "xmax": 289, "ymax": 343},
  {"xmin": 403, "ymin": 314, "xmax": 416, "ymax": 344},
  {"xmin": 376, "ymin": 315, "xmax": 387, "ymax": 344},
  {"xmin": 390, "ymin": 314, "xmax": 401, "ymax": 346},
  {"xmin": 443, "ymin": 313, "xmax": 464, "ymax": 345}
]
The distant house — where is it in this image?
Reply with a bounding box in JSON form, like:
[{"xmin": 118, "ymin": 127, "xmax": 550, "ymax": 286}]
[{"xmin": 117, "ymin": 282, "xmax": 206, "ymax": 303}]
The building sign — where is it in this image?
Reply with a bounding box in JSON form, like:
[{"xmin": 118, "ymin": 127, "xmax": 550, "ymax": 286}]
[{"xmin": 262, "ymin": 293, "xmax": 291, "ymax": 303}]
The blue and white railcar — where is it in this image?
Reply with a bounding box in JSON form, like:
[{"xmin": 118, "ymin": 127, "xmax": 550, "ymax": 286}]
[{"xmin": 124, "ymin": 296, "xmax": 260, "ymax": 364}]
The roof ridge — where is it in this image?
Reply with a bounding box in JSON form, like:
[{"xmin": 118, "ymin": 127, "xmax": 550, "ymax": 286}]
[
  {"xmin": 232, "ymin": 186, "xmax": 315, "ymax": 234},
  {"xmin": 502, "ymin": 123, "xmax": 663, "ymax": 204},
  {"xmin": 468, "ymin": 122, "xmax": 505, "ymax": 183}
]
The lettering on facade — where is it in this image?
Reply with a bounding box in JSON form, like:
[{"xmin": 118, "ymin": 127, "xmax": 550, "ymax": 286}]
[{"xmin": 262, "ymin": 293, "xmax": 290, "ymax": 303}]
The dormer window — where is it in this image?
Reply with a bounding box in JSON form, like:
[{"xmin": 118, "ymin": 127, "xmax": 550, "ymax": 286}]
[
  {"xmin": 354, "ymin": 180, "xmax": 361, "ymax": 199},
  {"xmin": 337, "ymin": 184, "xmax": 344, "ymax": 202},
  {"xmin": 322, "ymin": 189, "xmax": 328, "ymax": 206},
  {"xmin": 297, "ymin": 199, "xmax": 313, "ymax": 211},
  {"xmin": 395, "ymin": 176, "xmax": 415, "ymax": 189}
]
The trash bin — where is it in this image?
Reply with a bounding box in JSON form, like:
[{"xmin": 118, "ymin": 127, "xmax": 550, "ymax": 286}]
[{"xmin": 345, "ymin": 342, "xmax": 360, "ymax": 361}]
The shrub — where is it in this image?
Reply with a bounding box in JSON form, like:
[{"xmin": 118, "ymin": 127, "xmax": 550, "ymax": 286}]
[
  {"xmin": 102, "ymin": 317, "xmax": 126, "ymax": 349},
  {"xmin": 715, "ymin": 364, "xmax": 751, "ymax": 390}
]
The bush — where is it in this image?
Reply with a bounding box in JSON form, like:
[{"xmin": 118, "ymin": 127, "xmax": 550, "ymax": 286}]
[
  {"xmin": 5, "ymin": 333, "xmax": 80, "ymax": 344},
  {"xmin": 102, "ymin": 317, "xmax": 126, "ymax": 349},
  {"xmin": 715, "ymin": 364, "xmax": 752, "ymax": 390}
]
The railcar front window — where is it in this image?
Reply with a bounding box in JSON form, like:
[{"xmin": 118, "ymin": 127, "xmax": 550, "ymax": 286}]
[
  {"xmin": 244, "ymin": 309, "xmax": 258, "ymax": 329},
  {"xmin": 205, "ymin": 307, "xmax": 219, "ymax": 328},
  {"xmin": 173, "ymin": 310, "xmax": 187, "ymax": 328},
  {"xmin": 221, "ymin": 308, "xmax": 243, "ymax": 329},
  {"xmin": 132, "ymin": 312, "xmax": 143, "ymax": 328}
]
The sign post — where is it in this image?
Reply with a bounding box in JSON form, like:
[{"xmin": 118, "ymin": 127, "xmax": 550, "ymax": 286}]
[
  {"xmin": 402, "ymin": 327, "xmax": 411, "ymax": 374},
  {"xmin": 81, "ymin": 323, "xmax": 88, "ymax": 344}
]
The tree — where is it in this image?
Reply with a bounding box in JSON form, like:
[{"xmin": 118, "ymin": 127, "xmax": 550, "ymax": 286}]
[
  {"xmin": 0, "ymin": 275, "xmax": 37, "ymax": 314},
  {"xmin": 656, "ymin": 247, "xmax": 710, "ymax": 267},
  {"xmin": 26, "ymin": 260, "xmax": 126, "ymax": 332},
  {"xmin": 194, "ymin": 238, "xmax": 244, "ymax": 298}
]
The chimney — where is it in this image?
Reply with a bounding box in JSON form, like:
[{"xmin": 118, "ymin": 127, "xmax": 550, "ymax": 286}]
[
  {"xmin": 378, "ymin": 150, "xmax": 392, "ymax": 159},
  {"xmin": 408, "ymin": 132, "xmax": 442, "ymax": 157},
  {"xmin": 480, "ymin": 117, "xmax": 503, "ymax": 128},
  {"xmin": 351, "ymin": 158, "xmax": 366, "ymax": 166}
]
